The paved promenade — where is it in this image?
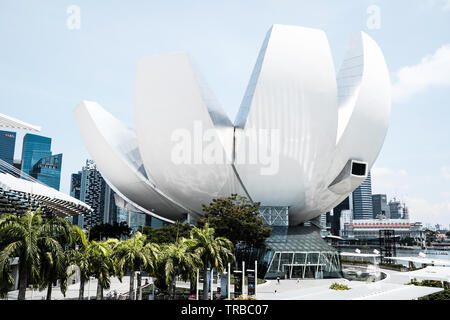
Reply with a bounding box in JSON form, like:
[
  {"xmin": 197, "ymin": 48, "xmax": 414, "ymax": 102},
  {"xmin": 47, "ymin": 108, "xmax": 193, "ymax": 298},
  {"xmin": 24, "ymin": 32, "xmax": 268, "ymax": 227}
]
[
  {"xmin": 4, "ymin": 276, "xmax": 148, "ymax": 300},
  {"xmin": 3, "ymin": 268, "xmax": 444, "ymax": 300},
  {"xmin": 256, "ymin": 269, "xmax": 443, "ymax": 300}
]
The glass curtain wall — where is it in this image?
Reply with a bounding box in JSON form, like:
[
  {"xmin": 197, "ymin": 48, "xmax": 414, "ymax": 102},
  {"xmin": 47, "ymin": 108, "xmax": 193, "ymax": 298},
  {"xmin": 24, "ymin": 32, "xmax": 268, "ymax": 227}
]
[{"xmin": 265, "ymin": 251, "xmax": 341, "ymax": 279}]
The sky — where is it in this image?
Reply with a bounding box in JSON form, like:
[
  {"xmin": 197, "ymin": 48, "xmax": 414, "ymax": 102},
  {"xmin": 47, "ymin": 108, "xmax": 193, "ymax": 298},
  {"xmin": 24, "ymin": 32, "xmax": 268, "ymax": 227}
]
[{"xmin": 0, "ymin": 0, "xmax": 449, "ymax": 226}]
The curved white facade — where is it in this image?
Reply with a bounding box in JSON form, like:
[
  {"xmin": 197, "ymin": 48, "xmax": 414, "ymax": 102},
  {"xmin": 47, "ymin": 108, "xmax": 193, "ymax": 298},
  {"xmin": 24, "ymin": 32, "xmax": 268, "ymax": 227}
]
[{"xmin": 75, "ymin": 24, "xmax": 391, "ymax": 225}]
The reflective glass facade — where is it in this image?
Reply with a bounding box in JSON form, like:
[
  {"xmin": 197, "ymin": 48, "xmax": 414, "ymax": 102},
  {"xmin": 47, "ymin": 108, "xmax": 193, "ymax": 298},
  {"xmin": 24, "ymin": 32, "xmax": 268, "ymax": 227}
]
[
  {"xmin": 263, "ymin": 226, "xmax": 342, "ymax": 279},
  {"xmin": 30, "ymin": 153, "xmax": 62, "ymax": 190},
  {"xmin": 21, "ymin": 133, "xmax": 52, "ymax": 175},
  {"xmin": 259, "ymin": 206, "xmax": 289, "ymax": 226},
  {"xmin": 0, "ymin": 130, "xmax": 16, "ymax": 165},
  {"xmin": 352, "ymin": 171, "xmax": 373, "ymax": 220}
]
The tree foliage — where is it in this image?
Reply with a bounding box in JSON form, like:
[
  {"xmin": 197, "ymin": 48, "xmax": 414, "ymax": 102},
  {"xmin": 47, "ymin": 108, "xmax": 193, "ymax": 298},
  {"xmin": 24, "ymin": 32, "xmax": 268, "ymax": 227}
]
[
  {"xmin": 141, "ymin": 222, "xmax": 193, "ymax": 244},
  {"xmin": 198, "ymin": 194, "xmax": 271, "ymax": 247},
  {"xmin": 0, "ymin": 210, "xmax": 73, "ymax": 299},
  {"xmin": 88, "ymin": 221, "xmax": 131, "ymax": 241}
]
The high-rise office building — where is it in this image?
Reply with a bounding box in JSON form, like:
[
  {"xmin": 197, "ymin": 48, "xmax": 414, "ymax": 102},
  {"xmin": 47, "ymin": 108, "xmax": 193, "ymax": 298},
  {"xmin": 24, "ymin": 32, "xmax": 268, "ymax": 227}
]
[
  {"xmin": 0, "ymin": 130, "xmax": 16, "ymax": 166},
  {"xmin": 21, "ymin": 133, "xmax": 62, "ymax": 190},
  {"xmin": 403, "ymin": 204, "xmax": 409, "ymax": 220},
  {"xmin": 29, "ymin": 153, "xmax": 63, "ymax": 190},
  {"xmin": 21, "ymin": 134, "xmax": 52, "ymax": 175},
  {"xmin": 70, "ymin": 171, "xmax": 83, "ymax": 226},
  {"xmin": 389, "ymin": 198, "xmax": 402, "ymax": 219},
  {"xmin": 72, "ymin": 159, "xmax": 166, "ymax": 230},
  {"xmin": 372, "ymin": 194, "xmax": 390, "ymax": 219},
  {"xmin": 352, "ymin": 172, "xmax": 373, "ymax": 220},
  {"xmin": 70, "ymin": 172, "xmax": 82, "ymax": 199},
  {"xmin": 79, "ymin": 160, "xmax": 108, "ymax": 228},
  {"xmin": 103, "ymin": 183, "xmax": 118, "ymax": 225},
  {"xmin": 328, "ymin": 195, "xmax": 352, "ymax": 236}
]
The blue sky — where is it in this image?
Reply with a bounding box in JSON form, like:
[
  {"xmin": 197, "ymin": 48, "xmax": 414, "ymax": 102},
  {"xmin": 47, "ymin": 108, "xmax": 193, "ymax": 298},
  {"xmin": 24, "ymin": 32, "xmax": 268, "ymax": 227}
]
[{"xmin": 1, "ymin": 0, "xmax": 449, "ymax": 226}]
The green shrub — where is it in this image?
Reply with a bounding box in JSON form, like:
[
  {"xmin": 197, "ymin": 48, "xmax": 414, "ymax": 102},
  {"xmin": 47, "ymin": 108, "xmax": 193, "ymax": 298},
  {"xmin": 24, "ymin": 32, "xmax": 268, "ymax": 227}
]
[
  {"xmin": 341, "ymin": 258, "xmax": 373, "ymax": 265},
  {"xmin": 231, "ymin": 295, "xmax": 257, "ymax": 300},
  {"xmin": 408, "ymin": 279, "xmax": 449, "ymax": 289},
  {"xmin": 329, "ymin": 282, "xmax": 351, "ymax": 291},
  {"xmin": 379, "ymin": 263, "xmax": 405, "ymax": 270},
  {"xmin": 419, "ymin": 290, "xmax": 450, "ymax": 300}
]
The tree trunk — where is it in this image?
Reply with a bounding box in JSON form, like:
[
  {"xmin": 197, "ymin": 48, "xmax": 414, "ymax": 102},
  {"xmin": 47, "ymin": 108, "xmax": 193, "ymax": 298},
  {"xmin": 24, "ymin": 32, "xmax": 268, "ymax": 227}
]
[
  {"xmin": 96, "ymin": 281, "xmax": 102, "ymax": 300},
  {"xmin": 129, "ymin": 271, "xmax": 135, "ymax": 300},
  {"xmin": 202, "ymin": 267, "xmax": 209, "ymax": 300},
  {"xmin": 18, "ymin": 263, "xmax": 28, "ymax": 300},
  {"xmin": 190, "ymin": 274, "xmax": 196, "ymax": 294},
  {"xmin": 173, "ymin": 280, "xmax": 177, "ymax": 300},
  {"xmin": 46, "ymin": 283, "xmax": 52, "ymax": 300},
  {"xmin": 137, "ymin": 268, "xmax": 142, "ymax": 300},
  {"xmin": 79, "ymin": 277, "xmax": 85, "ymax": 300}
]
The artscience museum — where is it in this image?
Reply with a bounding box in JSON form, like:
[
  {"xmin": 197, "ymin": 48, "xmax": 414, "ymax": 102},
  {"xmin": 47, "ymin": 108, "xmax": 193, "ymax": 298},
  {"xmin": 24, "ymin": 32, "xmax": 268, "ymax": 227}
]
[{"xmin": 75, "ymin": 24, "xmax": 391, "ymax": 279}]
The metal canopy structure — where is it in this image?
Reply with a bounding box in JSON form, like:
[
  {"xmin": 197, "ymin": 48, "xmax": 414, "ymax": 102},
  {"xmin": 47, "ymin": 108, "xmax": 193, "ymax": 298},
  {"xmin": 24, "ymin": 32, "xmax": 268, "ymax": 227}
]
[
  {"xmin": 0, "ymin": 159, "xmax": 92, "ymax": 217},
  {"xmin": 0, "ymin": 112, "xmax": 41, "ymax": 132},
  {"xmin": 264, "ymin": 226, "xmax": 342, "ymax": 279},
  {"xmin": 0, "ymin": 112, "xmax": 90, "ymax": 217}
]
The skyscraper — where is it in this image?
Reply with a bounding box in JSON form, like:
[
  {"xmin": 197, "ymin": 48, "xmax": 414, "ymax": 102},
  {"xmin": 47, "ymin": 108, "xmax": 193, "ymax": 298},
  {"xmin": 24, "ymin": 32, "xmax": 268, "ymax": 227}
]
[
  {"xmin": 29, "ymin": 153, "xmax": 63, "ymax": 190},
  {"xmin": 402, "ymin": 204, "xmax": 409, "ymax": 220},
  {"xmin": 372, "ymin": 194, "xmax": 390, "ymax": 219},
  {"xmin": 21, "ymin": 134, "xmax": 52, "ymax": 175},
  {"xmin": 0, "ymin": 130, "xmax": 16, "ymax": 166},
  {"xmin": 72, "ymin": 160, "xmax": 165, "ymax": 230},
  {"xmin": 70, "ymin": 172, "xmax": 82, "ymax": 200},
  {"xmin": 21, "ymin": 133, "xmax": 62, "ymax": 190},
  {"xmin": 79, "ymin": 160, "xmax": 108, "ymax": 228},
  {"xmin": 70, "ymin": 171, "xmax": 83, "ymax": 227},
  {"xmin": 352, "ymin": 171, "xmax": 373, "ymax": 220},
  {"xmin": 328, "ymin": 195, "xmax": 352, "ymax": 236},
  {"xmin": 389, "ymin": 198, "xmax": 402, "ymax": 219}
]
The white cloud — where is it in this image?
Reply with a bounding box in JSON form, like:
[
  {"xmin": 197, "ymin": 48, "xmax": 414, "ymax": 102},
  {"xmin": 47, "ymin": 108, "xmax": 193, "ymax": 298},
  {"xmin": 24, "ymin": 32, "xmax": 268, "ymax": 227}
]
[
  {"xmin": 371, "ymin": 166, "xmax": 450, "ymax": 225},
  {"xmin": 392, "ymin": 44, "xmax": 450, "ymax": 103},
  {"xmin": 404, "ymin": 196, "xmax": 450, "ymax": 225},
  {"xmin": 442, "ymin": 166, "xmax": 450, "ymax": 180},
  {"xmin": 426, "ymin": 0, "xmax": 450, "ymax": 11},
  {"xmin": 371, "ymin": 167, "xmax": 408, "ymax": 178},
  {"xmin": 444, "ymin": 0, "xmax": 450, "ymax": 10},
  {"xmin": 371, "ymin": 166, "xmax": 410, "ymax": 199}
]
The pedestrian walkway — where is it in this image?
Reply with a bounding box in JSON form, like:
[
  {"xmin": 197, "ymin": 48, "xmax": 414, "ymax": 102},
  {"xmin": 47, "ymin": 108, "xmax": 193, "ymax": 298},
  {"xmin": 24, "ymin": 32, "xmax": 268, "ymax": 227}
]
[
  {"xmin": 4, "ymin": 276, "xmax": 147, "ymax": 300},
  {"xmin": 256, "ymin": 269, "xmax": 444, "ymax": 300}
]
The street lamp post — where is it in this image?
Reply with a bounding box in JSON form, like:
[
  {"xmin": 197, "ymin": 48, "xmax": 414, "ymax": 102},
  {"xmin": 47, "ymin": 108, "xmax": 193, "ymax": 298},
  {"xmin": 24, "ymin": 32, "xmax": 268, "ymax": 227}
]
[
  {"xmin": 87, "ymin": 277, "xmax": 91, "ymax": 300},
  {"xmin": 196, "ymin": 269, "xmax": 199, "ymax": 300},
  {"xmin": 227, "ymin": 263, "xmax": 230, "ymax": 300},
  {"xmin": 210, "ymin": 268, "xmax": 214, "ymax": 300},
  {"xmin": 255, "ymin": 260, "xmax": 258, "ymax": 298},
  {"xmin": 242, "ymin": 261, "xmax": 245, "ymax": 298}
]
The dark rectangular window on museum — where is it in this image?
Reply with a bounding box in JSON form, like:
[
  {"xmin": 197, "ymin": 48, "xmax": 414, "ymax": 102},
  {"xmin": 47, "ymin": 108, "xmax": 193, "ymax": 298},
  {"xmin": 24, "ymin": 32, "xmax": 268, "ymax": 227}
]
[{"xmin": 351, "ymin": 162, "xmax": 366, "ymax": 176}]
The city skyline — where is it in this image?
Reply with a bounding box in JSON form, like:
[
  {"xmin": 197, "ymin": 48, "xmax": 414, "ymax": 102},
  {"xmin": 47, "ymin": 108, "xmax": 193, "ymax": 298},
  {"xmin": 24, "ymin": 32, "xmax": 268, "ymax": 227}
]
[{"xmin": 1, "ymin": 1, "xmax": 449, "ymax": 225}]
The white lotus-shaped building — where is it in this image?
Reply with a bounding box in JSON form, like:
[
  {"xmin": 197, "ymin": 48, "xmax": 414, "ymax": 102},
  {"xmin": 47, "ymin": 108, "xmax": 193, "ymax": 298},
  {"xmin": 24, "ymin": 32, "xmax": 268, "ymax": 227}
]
[{"xmin": 75, "ymin": 25, "xmax": 391, "ymax": 226}]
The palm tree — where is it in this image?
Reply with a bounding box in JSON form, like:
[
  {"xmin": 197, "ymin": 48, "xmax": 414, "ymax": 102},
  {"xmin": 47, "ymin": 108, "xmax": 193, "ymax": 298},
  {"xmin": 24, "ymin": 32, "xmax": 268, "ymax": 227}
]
[
  {"xmin": 0, "ymin": 210, "xmax": 71, "ymax": 300},
  {"xmin": 190, "ymin": 223, "xmax": 234, "ymax": 300},
  {"xmin": 138, "ymin": 241, "xmax": 159, "ymax": 300},
  {"xmin": 113, "ymin": 232, "xmax": 159, "ymax": 300},
  {"xmin": 159, "ymin": 238, "xmax": 203, "ymax": 299},
  {"xmin": 65, "ymin": 225, "xmax": 90, "ymax": 300},
  {"xmin": 66, "ymin": 249, "xmax": 90, "ymax": 299},
  {"xmin": 85, "ymin": 239, "xmax": 117, "ymax": 300},
  {"xmin": 37, "ymin": 216, "xmax": 75, "ymax": 300}
]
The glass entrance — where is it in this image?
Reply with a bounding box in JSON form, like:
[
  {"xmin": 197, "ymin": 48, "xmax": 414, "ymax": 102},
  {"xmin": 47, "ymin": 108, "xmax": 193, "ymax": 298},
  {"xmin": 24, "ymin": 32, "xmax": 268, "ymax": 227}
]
[
  {"xmin": 304, "ymin": 266, "xmax": 316, "ymax": 279},
  {"xmin": 291, "ymin": 266, "xmax": 303, "ymax": 278}
]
